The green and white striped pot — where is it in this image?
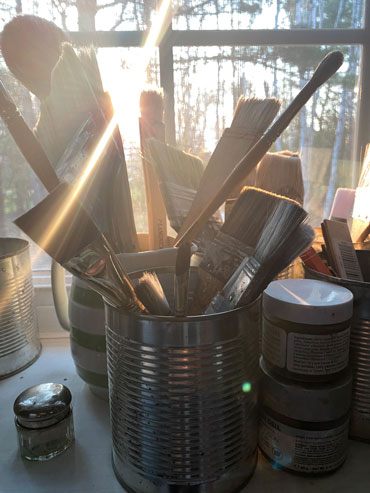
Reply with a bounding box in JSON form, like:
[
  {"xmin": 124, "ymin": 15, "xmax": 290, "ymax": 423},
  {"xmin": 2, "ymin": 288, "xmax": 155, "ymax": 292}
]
[{"xmin": 51, "ymin": 239, "xmax": 177, "ymax": 399}]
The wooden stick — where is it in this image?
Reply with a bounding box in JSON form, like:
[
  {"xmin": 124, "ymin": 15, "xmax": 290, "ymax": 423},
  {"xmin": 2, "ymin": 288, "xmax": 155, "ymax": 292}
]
[
  {"xmin": 174, "ymin": 50, "xmax": 344, "ymax": 247},
  {"xmin": 139, "ymin": 90, "xmax": 168, "ymax": 249},
  {"xmin": 0, "ymin": 79, "xmax": 59, "ymax": 192}
]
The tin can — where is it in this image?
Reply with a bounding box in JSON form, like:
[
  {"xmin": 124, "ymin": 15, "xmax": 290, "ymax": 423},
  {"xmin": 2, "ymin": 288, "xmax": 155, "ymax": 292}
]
[
  {"xmin": 105, "ymin": 266, "xmax": 260, "ymax": 492},
  {"xmin": 0, "ymin": 237, "xmax": 41, "ymax": 378}
]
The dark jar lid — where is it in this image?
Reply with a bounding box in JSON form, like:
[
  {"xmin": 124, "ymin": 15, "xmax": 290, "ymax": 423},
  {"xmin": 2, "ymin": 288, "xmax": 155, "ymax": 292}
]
[{"xmin": 14, "ymin": 383, "xmax": 72, "ymax": 429}]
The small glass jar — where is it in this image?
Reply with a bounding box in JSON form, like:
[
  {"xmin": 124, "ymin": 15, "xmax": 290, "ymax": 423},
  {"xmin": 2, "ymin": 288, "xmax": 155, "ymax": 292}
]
[{"xmin": 14, "ymin": 382, "xmax": 74, "ymax": 461}]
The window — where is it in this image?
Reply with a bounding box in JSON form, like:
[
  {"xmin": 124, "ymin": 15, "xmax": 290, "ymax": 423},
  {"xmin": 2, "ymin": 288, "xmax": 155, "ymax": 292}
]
[{"xmin": 0, "ymin": 0, "xmax": 368, "ymax": 270}]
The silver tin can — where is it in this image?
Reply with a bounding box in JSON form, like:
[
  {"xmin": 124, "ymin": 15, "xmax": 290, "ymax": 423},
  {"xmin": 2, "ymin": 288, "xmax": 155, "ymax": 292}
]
[
  {"xmin": 304, "ymin": 250, "xmax": 370, "ymax": 441},
  {"xmin": 105, "ymin": 266, "xmax": 261, "ymax": 493},
  {"xmin": 258, "ymin": 357, "xmax": 352, "ymax": 475},
  {"xmin": 0, "ymin": 237, "xmax": 41, "ymax": 378}
]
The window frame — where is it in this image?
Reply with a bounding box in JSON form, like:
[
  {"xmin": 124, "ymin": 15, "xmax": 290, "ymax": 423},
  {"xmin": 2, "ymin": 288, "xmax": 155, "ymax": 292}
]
[{"xmin": 69, "ymin": 0, "xmax": 370, "ymax": 166}]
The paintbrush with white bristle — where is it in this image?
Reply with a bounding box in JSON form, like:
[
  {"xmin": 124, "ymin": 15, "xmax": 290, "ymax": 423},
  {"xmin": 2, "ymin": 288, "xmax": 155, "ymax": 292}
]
[
  {"xmin": 175, "ymin": 96, "xmax": 281, "ymax": 242},
  {"xmin": 139, "ymin": 88, "xmax": 169, "ymax": 250},
  {"xmin": 190, "ymin": 187, "xmax": 300, "ymax": 314},
  {"xmin": 205, "ymin": 201, "xmax": 314, "ymax": 314},
  {"xmin": 135, "ymin": 271, "xmax": 171, "ymax": 316}
]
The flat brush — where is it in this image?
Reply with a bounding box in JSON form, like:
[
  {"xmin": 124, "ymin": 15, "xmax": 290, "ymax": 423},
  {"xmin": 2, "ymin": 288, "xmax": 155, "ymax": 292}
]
[
  {"xmin": 145, "ymin": 138, "xmax": 223, "ymax": 243},
  {"xmin": 255, "ymin": 150, "xmax": 305, "ymax": 205},
  {"xmin": 0, "ymin": 79, "xmax": 59, "ymax": 192},
  {"xmin": 206, "ymin": 202, "xmax": 314, "ymax": 314},
  {"xmin": 174, "ymin": 242, "xmax": 192, "ymax": 317},
  {"xmin": 191, "ymin": 187, "xmax": 299, "ymax": 313},
  {"xmin": 14, "ymin": 182, "xmax": 146, "ymax": 312},
  {"xmin": 135, "ymin": 271, "xmax": 171, "ymax": 316},
  {"xmin": 175, "ymin": 96, "xmax": 281, "ymax": 242},
  {"xmin": 175, "ymin": 50, "xmax": 344, "ymax": 247},
  {"xmin": 139, "ymin": 89, "xmax": 168, "ymax": 249},
  {"xmin": 35, "ymin": 43, "xmax": 138, "ymax": 253}
]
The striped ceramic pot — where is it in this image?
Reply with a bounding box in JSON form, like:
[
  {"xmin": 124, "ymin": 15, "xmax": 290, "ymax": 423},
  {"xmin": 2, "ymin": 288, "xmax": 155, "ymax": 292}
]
[{"xmin": 51, "ymin": 237, "xmax": 177, "ymax": 399}]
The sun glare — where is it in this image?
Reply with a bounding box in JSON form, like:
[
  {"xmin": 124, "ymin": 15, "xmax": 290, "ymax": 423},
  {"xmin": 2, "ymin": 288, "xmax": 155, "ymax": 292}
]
[{"xmin": 30, "ymin": 0, "xmax": 174, "ymax": 269}]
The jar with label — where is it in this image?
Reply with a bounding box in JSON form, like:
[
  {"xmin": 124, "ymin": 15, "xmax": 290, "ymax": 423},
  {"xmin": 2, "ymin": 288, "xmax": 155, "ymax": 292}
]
[
  {"xmin": 262, "ymin": 278, "xmax": 353, "ymax": 382},
  {"xmin": 258, "ymin": 357, "xmax": 352, "ymax": 475},
  {"xmin": 14, "ymin": 382, "xmax": 74, "ymax": 461}
]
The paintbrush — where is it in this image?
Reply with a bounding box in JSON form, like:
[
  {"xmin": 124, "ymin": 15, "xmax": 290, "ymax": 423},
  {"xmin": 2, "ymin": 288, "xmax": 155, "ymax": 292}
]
[
  {"xmin": 174, "ymin": 242, "xmax": 192, "ymax": 317},
  {"xmin": 35, "ymin": 43, "xmax": 138, "ymax": 253},
  {"xmin": 2, "ymin": 20, "xmax": 139, "ymax": 253},
  {"xmin": 175, "ymin": 96, "xmax": 281, "ymax": 242},
  {"xmin": 1, "ymin": 14, "xmax": 69, "ymax": 100},
  {"xmin": 205, "ymin": 202, "xmax": 314, "ymax": 314},
  {"xmin": 139, "ymin": 88, "xmax": 168, "ymax": 250},
  {"xmin": 0, "ymin": 78, "xmax": 59, "ymax": 192},
  {"xmin": 175, "ymin": 50, "xmax": 344, "ymax": 248},
  {"xmin": 145, "ymin": 138, "xmax": 223, "ymax": 244},
  {"xmin": 191, "ymin": 187, "xmax": 299, "ymax": 313},
  {"xmin": 134, "ymin": 271, "xmax": 172, "ymax": 316},
  {"xmin": 255, "ymin": 151, "xmax": 305, "ymax": 205},
  {"xmin": 14, "ymin": 182, "xmax": 146, "ymax": 312}
]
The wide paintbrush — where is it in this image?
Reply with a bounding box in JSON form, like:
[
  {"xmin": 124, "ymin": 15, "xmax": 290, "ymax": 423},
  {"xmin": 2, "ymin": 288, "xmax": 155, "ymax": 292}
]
[
  {"xmin": 2, "ymin": 17, "xmax": 139, "ymax": 253},
  {"xmin": 205, "ymin": 202, "xmax": 314, "ymax": 314},
  {"xmin": 139, "ymin": 89, "xmax": 168, "ymax": 250},
  {"xmin": 14, "ymin": 182, "xmax": 146, "ymax": 312},
  {"xmin": 175, "ymin": 50, "xmax": 344, "ymax": 248},
  {"xmin": 190, "ymin": 187, "xmax": 302, "ymax": 314},
  {"xmin": 175, "ymin": 96, "xmax": 281, "ymax": 242}
]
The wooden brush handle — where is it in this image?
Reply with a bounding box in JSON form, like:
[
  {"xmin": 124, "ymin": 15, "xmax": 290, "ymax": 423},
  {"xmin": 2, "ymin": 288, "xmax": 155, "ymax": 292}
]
[
  {"xmin": 174, "ymin": 50, "xmax": 344, "ymax": 247},
  {"xmin": 139, "ymin": 117, "xmax": 168, "ymax": 250},
  {"xmin": 0, "ymin": 79, "xmax": 59, "ymax": 192}
]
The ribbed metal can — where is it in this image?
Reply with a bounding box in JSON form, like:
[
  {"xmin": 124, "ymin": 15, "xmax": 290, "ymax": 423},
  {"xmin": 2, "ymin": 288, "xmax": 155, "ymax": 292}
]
[
  {"xmin": 0, "ymin": 237, "xmax": 41, "ymax": 378},
  {"xmin": 105, "ymin": 267, "xmax": 260, "ymax": 492},
  {"xmin": 304, "ymin": 250, "xmax": 370, "ymax": 441}
]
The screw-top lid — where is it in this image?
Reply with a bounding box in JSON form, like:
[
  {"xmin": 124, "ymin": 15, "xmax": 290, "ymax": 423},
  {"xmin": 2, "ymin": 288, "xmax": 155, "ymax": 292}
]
[
  {"xmin": 259, "ymin": 357, "xmax": 352, "ymax": 422},
  {"xmin": 14, "ymin": 383, "xmax": 72, "ymax": 429},
  {"xmin": 263, "ymin": 278, "xmax": 353, "ymax": 325}
]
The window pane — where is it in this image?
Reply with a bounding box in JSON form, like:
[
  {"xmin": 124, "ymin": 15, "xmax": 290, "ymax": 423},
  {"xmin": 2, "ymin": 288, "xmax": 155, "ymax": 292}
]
[
  {"xmin": 0, "ymin": 63, "xmax": 50, "ymax": 269},
  {"xmin": 173, "ymin": 45, "xmax": 361, "ymax": 226},
  {"xmin": 173, "ymin": 1, "xmax": 365, "ymax": 30}
]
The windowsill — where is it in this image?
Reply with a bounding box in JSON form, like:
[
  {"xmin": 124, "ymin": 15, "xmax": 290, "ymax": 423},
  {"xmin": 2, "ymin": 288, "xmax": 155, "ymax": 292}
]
[{"xmin": 1, "ymin": 337, "xmax": 370, "ymax": 492}]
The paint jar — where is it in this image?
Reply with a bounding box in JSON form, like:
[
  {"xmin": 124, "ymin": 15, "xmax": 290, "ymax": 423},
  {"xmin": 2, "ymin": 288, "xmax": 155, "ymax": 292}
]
[
  {"xmin": 262, "ymin": 279, "xmax": 353, "ymax": 382},
  {"xmin": 14, "ymin": 383, "xmax": 74, "ymax": 461},
  {"xmin": 258, "ymin": 357, "xmax": 352, "ymax": 475}
]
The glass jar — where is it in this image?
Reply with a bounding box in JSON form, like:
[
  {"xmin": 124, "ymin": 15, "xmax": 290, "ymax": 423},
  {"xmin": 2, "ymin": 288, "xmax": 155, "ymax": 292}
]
[{"xmin": 14, "ymin": 382, "xmax": 74, "ymax": 461}]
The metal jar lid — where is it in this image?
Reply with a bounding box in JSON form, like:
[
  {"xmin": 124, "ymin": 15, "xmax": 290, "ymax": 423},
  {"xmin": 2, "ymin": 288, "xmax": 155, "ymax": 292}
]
[
  {"xmin": 259, "ymin": 357, "xmax": 352, "ymax": 422},
  {"xmin": 263, "ymin": 279, "xmax": 353, "ymax": 325},
  {"xmin": 14, "ymin": 383, "xmax": 72, "ymax": 429}
]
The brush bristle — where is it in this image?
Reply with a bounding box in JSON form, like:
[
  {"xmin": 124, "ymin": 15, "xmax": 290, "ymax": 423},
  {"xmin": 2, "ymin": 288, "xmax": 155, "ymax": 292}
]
[
  {"xmin": 134, "ymin": 271, "xmax": 171, "ymax": 316},
  {"xmin": 256, "ymin": 151, "xmax": 305, "ymax": 205},
  {"xmin": 230, "ymin": 96, "xmax": 281, "ymax": 132},
  {"xmin": 140, "ymin": 89, "xmax": 164, "ymax": 121},
  {"xmin": 145, "ymin": 138, "xmax": 204, "ymax": 190},
  {"xmin": 222, "ymin": 186, "xmax": 301, "ymax": 249},
  {"xmin": 1, "ymin": 14, "xmax": 68, "ymax": 99}
]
